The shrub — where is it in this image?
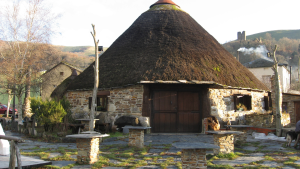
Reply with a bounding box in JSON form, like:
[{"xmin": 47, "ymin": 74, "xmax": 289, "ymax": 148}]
[{"xmin": 30, "ymin": 97, "xmax": 67, "ymax": 131}]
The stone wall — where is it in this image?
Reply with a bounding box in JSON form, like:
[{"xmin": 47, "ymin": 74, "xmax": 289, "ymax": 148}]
[
  {"xmin": 282, "ymin": 94, "xmax": 300, "ymax": 126},
  {"xmin": 108, "ymin": 85, "xmax": 143, "ymax": 116},
  {"xmin": 65, "ymin": 85, "xmax": 144, "ymax": 120},
  {"xmin": 209, "ymin": 88, "xmax": 267, "ymax": 127}
]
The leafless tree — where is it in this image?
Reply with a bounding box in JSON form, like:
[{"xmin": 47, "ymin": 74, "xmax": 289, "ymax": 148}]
[
  {"xmin": 89, "ymin": 24, "xmax": 99, "ymax": 131},
  {"xmin": 0, "ymin": 0, "xmax": 60, "ymax": 123},
  {"xmin": 268, "ymin": 45, "xmax": 282, "ymax": 136}
]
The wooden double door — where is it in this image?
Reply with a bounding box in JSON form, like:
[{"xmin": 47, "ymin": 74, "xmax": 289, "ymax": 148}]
[{"xmin": 152, "ymin": 91, "xmax": 201, "ymax": 133}]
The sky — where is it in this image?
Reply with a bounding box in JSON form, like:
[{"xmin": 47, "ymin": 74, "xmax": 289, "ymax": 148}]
[{"xmin": 2, "ymin": 0, "xmax": 300, "ymax": 47}]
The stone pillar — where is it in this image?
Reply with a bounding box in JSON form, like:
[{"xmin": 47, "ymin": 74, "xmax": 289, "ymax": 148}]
[
  {"xmin": 128, "ymin": 129, "xmax": 144, "ymax": 148},
  {"xmin": 181, "ymin": 149, "xmax": 207, "ymax": 169},
  {"xmin": 231, "ymin": 128, "xmax": 247, "ymax": 143},
  {"xmin": 213, "ymin": 134, "xmax": 234, "ymax": 154},
  {"xmin": 76, "ymin": 138, "xmax": 100, "ymax": 164}
]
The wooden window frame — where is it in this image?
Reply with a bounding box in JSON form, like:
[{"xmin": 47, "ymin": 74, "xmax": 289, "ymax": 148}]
[
  {"xmin": 234, "ymin": 94, "xmax": 252, "ymax": 111},
  {"xmin": 89, "ymin": 96, "xmax": 108, "ymax": 111},
  {"xmin": 282, "ymin": 102, "xmax": 288, "ymax": 114}
]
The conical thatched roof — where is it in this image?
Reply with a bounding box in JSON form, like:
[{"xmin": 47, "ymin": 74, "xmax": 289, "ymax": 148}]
[{"xmin": 67, "ymin": 1, "xmax": 268, "ymax": 91}]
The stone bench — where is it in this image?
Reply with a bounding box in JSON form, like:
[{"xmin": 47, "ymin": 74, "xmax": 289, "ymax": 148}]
[
  {"xmin": 66, "ymin": 131, "xmax": 109, "ymax": 164},
  {"xmin": 206, "ymin": 131, "xmax": 243, "ymax": 154},
  {"xmin": 225, "ymin": 125, "xmax": 252, "ymax": 143},
  {"xmin": 172, "ymin": 142, "xmax": 219, "ymax": 169},
  {"xmin": 122, "ymin": 126, "xmax": 151, "ymax": 148}
]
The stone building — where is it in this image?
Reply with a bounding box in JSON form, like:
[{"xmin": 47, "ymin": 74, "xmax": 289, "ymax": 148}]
[
  {"xmin": 237, "ymin": 31, "xmax": 246, "ymax": 41},
  {"xmin": 63, "ymin": 0, "xmax": 270, "ymax": 133},
  {"xmin": 41, "ymin": 61, "xmax": 82, "ymax": 100}
]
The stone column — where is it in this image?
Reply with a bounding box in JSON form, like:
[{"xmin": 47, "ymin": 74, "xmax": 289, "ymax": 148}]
[
  {"xmin": 181, "ymin": 149, "xmax": 207, "ymax": 169},
  {"xmin": 128, "ymin": 129, "xmax": 144, "ymax": 148},
  {"xmin": 213, "ymin": 134, "xmax": 234, "ymax": 154},
  {"xmin": 76, "ymin": 138, "xmax": 100, "ymax": 164}
]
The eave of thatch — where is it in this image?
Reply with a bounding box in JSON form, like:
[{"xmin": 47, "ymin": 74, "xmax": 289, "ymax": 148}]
[{"xmin": 67, "ymin": 4, "xmax": 269, "ymax": 91}]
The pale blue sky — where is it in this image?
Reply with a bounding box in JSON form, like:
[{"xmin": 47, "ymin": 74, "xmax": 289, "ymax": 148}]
[{"xmin": 2, "ymin": 0, "xmax": 300, "ymax": 47}]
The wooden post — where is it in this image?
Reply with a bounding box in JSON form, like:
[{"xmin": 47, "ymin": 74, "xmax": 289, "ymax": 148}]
[
  {"xmin": 15, "ymin": 142, "xmax": 22, "ymax": 169},
  {"xmin": 9, "ymin": 140, "xmax": 16, "ymax": 169}
]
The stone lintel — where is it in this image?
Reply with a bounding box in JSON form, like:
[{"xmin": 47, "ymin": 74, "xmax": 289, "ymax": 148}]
[
  {"xmin": 206, "ymin": 131, "xmax": 243, "ymax": 135},
  {"xmin": 122, "ymin": 126, "xmax": 151, "ymax": 130},
  {"xmin": 173, "ymin": 142, "xmax": 219, "ymax": 149},
  {"xmin": 66, "ymin": 134, "xmax": 109, "ymax": 138}
]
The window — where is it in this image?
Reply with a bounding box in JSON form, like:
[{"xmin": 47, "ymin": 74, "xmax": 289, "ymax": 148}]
[
  {"xmin": 282, "ymin": 102, "xmax": 288, "ymax": 113},
  {"xmin": 60, "ymin": 72, "xmax": 64, "ymax": 76},
  {"xmin": 264, "ymin": 96, "xmax": 270, "ymax": 111},
  {"xmin": 89, "ymin": 96, "xmax": 108, "ymax": 111},
  {"xmin": 234, "ymin": 95, "xmax": 252, "ymax": 111}
]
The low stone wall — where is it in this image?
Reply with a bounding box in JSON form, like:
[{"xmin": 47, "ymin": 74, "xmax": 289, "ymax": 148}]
[
  {"xmin": 245, "ymin": 113, "xmax": 291, "ymax": 128},
  {"xmin": 245, "ymin": 114, "xmax": 275, "ymax": 128}
]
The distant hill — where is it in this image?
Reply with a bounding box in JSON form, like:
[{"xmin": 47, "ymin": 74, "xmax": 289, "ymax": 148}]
[
  {"xmin": 247, "ymin": 29, "xmax": 300, "ymax": 41},
  {"xmin": 57, "ymin": 46, "xmax": 108, "ymax": 57}
]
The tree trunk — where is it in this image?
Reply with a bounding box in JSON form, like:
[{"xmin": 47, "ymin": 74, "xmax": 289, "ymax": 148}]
[
  {"xmin": 89, "ymin": 24, "xmax": 99, "ymax": 131},
  {"xmin": 17, "ymin": 95, "xmax": 23, "ymax": 125},
  {"xmin": 23, "ymin": 69, "xmax": 31, "ymax": 118},
  {"xmin": 271, "ymin": 45, "xmax": 282, "ymax": 136},
  {"xmin": 6, "ymin": 89, "xmax": 12, "ymax": 118}
]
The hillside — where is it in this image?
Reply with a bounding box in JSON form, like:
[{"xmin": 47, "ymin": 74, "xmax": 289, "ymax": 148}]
[
  {"xmin": 247, "ymin": 29, "xmax": 300, "ymax": 41},
  {"xmin": 57, "ymin": 46, "xmax": 108, "ymax": 57}
]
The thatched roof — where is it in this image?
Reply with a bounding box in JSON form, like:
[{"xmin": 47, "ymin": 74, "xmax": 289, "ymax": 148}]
[{"xmin": 67, "ymin": 1, "xmax": 268, "ymax": 91}]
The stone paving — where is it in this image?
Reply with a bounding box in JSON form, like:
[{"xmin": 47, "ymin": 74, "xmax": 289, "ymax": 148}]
[{"xmin": 3, "ymin": 131, "xmax": 300, "ymax": 169}]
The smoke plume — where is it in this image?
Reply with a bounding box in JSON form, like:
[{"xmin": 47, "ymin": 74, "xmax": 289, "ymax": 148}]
[{"xmin": 238, "ymin": 45, "xmax": 273, "ymax": 61}]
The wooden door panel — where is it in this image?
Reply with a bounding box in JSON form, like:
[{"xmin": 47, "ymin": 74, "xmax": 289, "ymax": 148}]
[
  {"xmin": 295, "ymin": 101, "xmax": 300, "ymax": 123},
  {"xmin": 178, "ymin": 92, "xmax": 201, "ymax": 132},
  {"xmin": 153, "ymin": 91, "xmax": 177, "ymax": 133},
  {"xmin": 153, "ymin": 91, "xmax": 177, "ymax": 111},
  {"xmin": 153, "ymin": 113, "xmax": 176, "ymax": 132}
]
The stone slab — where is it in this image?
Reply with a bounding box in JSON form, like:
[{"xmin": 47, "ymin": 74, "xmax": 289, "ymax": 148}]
[
  {"xmin": 206, "ymin": 131, "xmax": 244, "ymax": 135},
  {"xmin": 212, "ymin": 156, "xmax": 264, "ymax": 166},
  {"xmin": 0, "ymin": 155, "xmax": 52, "ymax": 168},
  {"xmin": 172, "ymin": 142, "xmax": 219, "ymax": 149},
  {"xmin": 71, "ymin": 165, "xmax": 92, "ymax": 169},
  {"xmin": 122, "ymin": 126, "xmax": 151, "ymax": 130},
  {"xmin": 261, "ymin": 161, "xmax": 282, "ymax": 167},
  {"xmin": 51, "ymin": 161, "xmax": 76, "ymax": 167},
  {"xmin": 66, "ymin": 133, "xmax": 109, "ymax": 138}
]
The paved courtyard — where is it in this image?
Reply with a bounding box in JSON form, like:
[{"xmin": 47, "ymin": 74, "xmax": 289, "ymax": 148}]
[{"xmin": 2, "ymin": 131, "xmax": 300, "ymax": 169}]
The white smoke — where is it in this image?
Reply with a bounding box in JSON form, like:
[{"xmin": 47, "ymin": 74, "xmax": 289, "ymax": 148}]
[{"xmin": 238, "ymin": 45, "xmax": 273, "ymax": 61}]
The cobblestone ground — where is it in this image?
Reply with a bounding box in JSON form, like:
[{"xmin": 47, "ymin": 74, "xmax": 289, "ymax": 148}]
[{"xmin": 4, "ymin": 131, "xmax": 300, "ymax": 169}]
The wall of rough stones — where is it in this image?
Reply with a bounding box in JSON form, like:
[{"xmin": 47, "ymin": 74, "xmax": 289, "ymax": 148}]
[
  {"xmin": 282, "ymin": 94, "xmax": 300, "ymax": 126},
  {"xmin": 65, "ymin": 85, "xmax": 144, "ymax": 120},
  {"xmin": 209, "ymin": 88, "xmax": 267, "ymax": 127}
]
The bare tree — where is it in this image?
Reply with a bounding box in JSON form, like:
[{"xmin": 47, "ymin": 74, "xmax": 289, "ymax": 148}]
[
  {"xmin": 89, "ymin": 24, "xmax": 99, "ymax": 131},
  {"xmin": 268, "ymin": 45, "xmax": 282, "ymax": 136},
  {"xmin": 0, "ymin": 0, "xmax": 60, "ymax": 123}
]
